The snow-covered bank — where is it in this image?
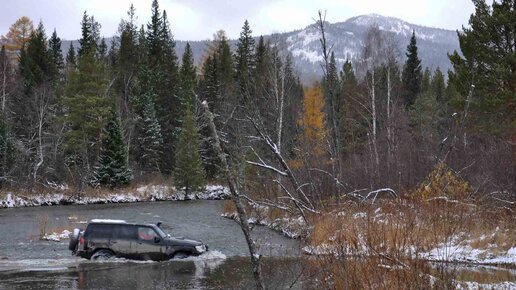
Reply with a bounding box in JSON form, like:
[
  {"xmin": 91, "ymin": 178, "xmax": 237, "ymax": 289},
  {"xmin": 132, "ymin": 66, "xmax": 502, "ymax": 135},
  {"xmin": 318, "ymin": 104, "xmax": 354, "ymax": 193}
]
[
  {"xmin": 0, "ymin": 185, "xmax": 229, "ymax": 209},
  {"xmin": 221, "ymin": 210, "xmax": 308, "ymax": 239}
]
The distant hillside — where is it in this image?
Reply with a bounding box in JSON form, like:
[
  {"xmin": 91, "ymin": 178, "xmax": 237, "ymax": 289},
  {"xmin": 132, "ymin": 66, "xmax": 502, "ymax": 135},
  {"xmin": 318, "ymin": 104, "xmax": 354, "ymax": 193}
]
[{"xmin": 60, "ymin": 14, "xmax": 460, "ymax": 84}]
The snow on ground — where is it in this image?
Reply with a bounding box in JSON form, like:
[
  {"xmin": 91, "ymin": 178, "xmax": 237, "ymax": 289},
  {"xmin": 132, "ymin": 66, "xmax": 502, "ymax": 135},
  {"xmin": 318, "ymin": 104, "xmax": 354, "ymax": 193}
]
[
  {"xmin": 422, "ymin": 243, "xmax": 516, "ymax": 265},
  {"xmin": 457, "ymin": 281, "xmax": 516, "ymax": 290},
  {"xmin": 0, "ymin": 185, "xmax": 229, "ymax": 209},
  {"xmin": 222, "ymin": 210, "xmax": 308, "ymax": 239},
  {"xmin": 42, "ymin": 230, "xmax": 71, "ymax": 242}
]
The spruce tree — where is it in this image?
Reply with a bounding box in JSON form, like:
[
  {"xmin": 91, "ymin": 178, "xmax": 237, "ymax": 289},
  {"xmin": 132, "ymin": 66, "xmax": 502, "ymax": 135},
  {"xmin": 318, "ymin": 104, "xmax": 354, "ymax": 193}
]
[
  {"xmin": 401, "ymin": 31, "xmax": 422, "ymax": 109},
  {"xmin": 135, "ymin": 92, "xmax": 163, "ymax": 173},
  {"xmin": 78, "ymin": 11, "xmax": 100, "ymax": 57},
  {"xmin": 235, "ymin": 20, "xmax": 255, "ymax": 95},
  {"xmin": 179, "ymin": 42, "xmax": 197, "ymax": 112},
  {"xmin": 66, "ymin": 42, "xmax": 77, "ymax": 69},
  {"xmin": 92, "ymin": 108, "xmax": 132, "ymax": 188},
  {"xmin": 48, "ymin": 29, "xmax": 64, "ymax": 82},
  {"xmin": 173, "ymin": 107, "xmax": 206, "ymax": 194}
]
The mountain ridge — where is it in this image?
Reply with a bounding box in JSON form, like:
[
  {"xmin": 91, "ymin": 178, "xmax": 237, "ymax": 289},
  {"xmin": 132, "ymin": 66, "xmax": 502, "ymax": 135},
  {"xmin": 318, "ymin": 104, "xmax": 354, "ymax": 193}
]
[{"xmin": 58, "ymin": 13, "xmax": 460, "ymax": 84}]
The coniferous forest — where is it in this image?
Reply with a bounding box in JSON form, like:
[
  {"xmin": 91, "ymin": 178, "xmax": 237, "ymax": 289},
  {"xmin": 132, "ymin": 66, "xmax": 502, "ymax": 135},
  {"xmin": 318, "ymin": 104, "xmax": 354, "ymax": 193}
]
[
  {"xmin": 0, "ymin": 0, "xmax": 513, "ymax": 199},
  {"xmin": 0, "ymin": 0, "xmax": 515, "ymax": 288}
]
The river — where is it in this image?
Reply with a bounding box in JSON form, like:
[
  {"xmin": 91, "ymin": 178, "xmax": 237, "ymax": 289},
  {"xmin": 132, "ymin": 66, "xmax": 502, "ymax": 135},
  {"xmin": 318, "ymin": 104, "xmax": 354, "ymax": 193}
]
[{"xmin": 0, "ymin": 200, "xmax": 304, "ymax": 289}]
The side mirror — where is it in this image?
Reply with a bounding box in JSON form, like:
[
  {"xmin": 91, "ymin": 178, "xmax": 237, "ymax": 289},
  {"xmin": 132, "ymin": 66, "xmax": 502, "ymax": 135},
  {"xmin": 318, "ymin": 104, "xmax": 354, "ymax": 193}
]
[{"xmin": 154, "ymin": 236, "xmax": 161, "ymax": 243}]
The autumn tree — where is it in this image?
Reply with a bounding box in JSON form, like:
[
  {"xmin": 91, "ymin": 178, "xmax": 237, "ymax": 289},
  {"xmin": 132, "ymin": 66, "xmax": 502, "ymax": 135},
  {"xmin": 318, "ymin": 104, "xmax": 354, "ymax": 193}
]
[
  {"xmin": 299, "ymin": 84, "xmax": 327, "ymax": 158},
  {"xmin": 5, "ymin": 16, "xmax": 34, "ymax": 51}
]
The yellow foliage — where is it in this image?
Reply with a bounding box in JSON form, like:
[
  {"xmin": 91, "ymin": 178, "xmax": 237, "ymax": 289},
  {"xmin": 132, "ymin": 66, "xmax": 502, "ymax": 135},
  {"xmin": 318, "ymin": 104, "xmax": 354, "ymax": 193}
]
[
  {"xmin": 415, "ymin": 162, "xmax": 472, "ymax": 200},
  {"xmin": 5, "ymin": 16, "xmax": 34, "ymax": 51},
  {"xmin": 298, "ymin": 84, "xmax": 327, "ymax": 157}
]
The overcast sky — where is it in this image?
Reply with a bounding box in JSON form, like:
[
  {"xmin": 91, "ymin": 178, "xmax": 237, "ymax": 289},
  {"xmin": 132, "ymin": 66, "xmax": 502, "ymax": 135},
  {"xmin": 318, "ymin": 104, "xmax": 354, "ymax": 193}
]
[{"xmin": 1, "ymin": 0, "xmax": 475, "ymax": 41}]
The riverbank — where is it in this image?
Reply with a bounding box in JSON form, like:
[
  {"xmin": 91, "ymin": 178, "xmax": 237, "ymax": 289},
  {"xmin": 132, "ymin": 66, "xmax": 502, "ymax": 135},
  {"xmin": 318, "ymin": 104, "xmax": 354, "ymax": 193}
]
[{"xmin": 0, "ymin": 185, "xmax": 229, "ymax": 208}]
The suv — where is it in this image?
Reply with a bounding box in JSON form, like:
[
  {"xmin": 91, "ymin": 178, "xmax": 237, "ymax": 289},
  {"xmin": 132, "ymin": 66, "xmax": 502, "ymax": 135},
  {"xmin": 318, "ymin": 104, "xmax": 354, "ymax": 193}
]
[{"xmin": 69, "ymin": 219, "xmax": 208, "ymax": 261}]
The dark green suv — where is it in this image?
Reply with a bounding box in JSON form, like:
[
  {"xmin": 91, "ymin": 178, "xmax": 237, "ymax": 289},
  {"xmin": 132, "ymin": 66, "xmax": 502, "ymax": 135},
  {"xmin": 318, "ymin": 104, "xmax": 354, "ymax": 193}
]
[{"xmin": 69, "ymin": 219, "xmax": 208, "ymax": 261}]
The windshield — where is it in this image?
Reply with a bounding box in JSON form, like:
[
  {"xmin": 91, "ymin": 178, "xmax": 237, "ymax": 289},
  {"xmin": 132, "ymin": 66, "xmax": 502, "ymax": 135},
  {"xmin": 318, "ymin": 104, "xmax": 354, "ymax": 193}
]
[{"xmin": 153, "ymin": 225, "xmax": 168, "ymax": 238}]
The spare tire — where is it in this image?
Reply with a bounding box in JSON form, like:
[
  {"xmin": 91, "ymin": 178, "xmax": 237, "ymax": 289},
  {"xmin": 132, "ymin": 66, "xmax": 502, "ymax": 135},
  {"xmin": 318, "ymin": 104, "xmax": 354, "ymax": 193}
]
[{"xmin": 68, "ymin": 228, "xmax": 80, "ymax": 251}]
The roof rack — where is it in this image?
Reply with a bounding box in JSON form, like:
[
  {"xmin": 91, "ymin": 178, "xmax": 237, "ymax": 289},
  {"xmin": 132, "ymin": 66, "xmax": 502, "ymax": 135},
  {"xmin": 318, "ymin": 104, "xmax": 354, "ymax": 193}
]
[{"xmin": 89, "ymin": 219, "xmax": 127, "ymax": 224}]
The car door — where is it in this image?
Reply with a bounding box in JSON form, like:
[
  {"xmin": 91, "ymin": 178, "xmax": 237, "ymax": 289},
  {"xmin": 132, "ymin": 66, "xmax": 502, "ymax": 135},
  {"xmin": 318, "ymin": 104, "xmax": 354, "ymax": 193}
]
[
  {"xmin": 110, "ymin": 225, "xmax": 137, "ymax": 259},
  {"xmin": 135, "ymin": 226, "xmax": 167, "ymax": 261}
]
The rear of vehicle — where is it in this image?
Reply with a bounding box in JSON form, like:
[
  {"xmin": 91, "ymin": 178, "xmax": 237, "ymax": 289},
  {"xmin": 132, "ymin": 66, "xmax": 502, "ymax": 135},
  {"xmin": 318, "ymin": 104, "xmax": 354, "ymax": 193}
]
[{"xmin": 69, "ymin": 220, "xmax": 124, "ymax": 259}]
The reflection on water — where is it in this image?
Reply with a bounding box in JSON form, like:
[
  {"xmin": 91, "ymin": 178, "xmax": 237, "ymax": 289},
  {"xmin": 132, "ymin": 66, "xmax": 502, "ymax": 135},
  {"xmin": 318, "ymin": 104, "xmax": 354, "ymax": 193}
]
[{"xmin": 0, "ymin": 256, "xmax": 306, "ymax": 290}]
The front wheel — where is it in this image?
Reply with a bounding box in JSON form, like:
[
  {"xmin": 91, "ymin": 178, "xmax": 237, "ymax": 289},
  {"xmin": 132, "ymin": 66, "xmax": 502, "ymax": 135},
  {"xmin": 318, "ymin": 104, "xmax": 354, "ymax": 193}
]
[
  {"xmin": 91, "ymin": 249, "xmax": 114, "ymax": 260},
  {"xmin": 172, "ymin": 252, "xmax": 190, "ymax": 259}
]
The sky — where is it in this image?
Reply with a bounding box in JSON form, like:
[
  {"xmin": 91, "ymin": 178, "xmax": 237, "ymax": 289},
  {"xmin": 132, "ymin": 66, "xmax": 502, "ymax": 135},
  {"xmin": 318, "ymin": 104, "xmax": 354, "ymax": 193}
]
[{"xmin": 1, "ymin": 0, "xmax": 476, "ymax": 41}]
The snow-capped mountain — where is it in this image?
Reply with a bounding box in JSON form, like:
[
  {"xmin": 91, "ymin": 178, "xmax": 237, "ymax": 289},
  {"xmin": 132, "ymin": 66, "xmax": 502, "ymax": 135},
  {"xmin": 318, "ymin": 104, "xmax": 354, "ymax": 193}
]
[
  {"xmin": 60, "ymin": 14, "xmax": 460, "ymax": 84},
  {"xmin": 264, "ymin": 13, "xmax": 460, "ymax": 83},
  {"xmin": 176, "ymin": 14, "xmax": 460, "ymax": 84}
]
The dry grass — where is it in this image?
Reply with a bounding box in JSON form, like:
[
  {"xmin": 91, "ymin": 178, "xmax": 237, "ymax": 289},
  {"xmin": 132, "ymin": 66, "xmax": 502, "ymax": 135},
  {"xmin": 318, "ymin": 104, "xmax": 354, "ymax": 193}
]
[
  {"xmin": 302, "ymin": 163, "xmax": 515, "ymax": 289},
  {"xmin": 223, "ymin": 200, "xmax": 236, "ymax": 215}
]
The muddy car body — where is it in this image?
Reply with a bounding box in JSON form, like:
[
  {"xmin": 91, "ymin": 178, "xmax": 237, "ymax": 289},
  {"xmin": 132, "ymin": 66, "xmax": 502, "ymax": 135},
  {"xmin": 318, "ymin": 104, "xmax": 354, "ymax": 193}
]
[{"xmin": 69, "ymin": 219, "xmax": 207, "ymax": 261}]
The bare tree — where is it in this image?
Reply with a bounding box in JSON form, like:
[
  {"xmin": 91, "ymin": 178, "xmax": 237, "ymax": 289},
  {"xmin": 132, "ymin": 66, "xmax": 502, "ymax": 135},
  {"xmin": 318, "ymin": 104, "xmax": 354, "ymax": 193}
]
[{"xmin": 201, "ymin": 101, "xmax": 265, "ymax": 289}]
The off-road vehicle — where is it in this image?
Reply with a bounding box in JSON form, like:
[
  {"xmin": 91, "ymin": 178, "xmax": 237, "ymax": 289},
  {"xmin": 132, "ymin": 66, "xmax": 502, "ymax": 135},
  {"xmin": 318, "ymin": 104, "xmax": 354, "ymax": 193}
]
[{"xmin": 69, "ymin": 219, "xmax": 208, "ymax": 261}]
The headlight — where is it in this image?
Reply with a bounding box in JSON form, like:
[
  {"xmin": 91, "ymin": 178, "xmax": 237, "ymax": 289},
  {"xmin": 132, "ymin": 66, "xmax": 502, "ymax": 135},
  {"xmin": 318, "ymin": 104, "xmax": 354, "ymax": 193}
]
[{"xmin": 195, "ymin": 245, "xmax": 206, "ymax": 253}]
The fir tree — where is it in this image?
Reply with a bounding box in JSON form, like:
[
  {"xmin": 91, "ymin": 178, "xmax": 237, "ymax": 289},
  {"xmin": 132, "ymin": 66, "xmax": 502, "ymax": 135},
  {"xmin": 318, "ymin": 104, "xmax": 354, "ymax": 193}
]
[
  {"xmin": 92, "ymin": 108, "xmax": 132, "ymax": 188},
  {"xmin": 401, "ymin": 31, "xmax": 422, "ymax": 109},
  {"xmin": 173, "ymin": 107, "xmax": 206, "ymax": 194}
]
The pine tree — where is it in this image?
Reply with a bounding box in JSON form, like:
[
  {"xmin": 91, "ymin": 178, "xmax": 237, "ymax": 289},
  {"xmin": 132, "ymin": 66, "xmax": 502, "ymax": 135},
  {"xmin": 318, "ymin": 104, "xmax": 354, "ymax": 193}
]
[
  {"xmin": 173, "ymin": 107, "xmax": 206, "ymax": 194},
  {"xmin": 448, "ymin": 0, "xmax": 515, "ymax": 136},
  {"xmin": 401, "ymin": 31, "xmax": 422, "ymax": 109},
  {"xmin": 92, "ymin": 108, "xmax": 132, "ymax": 188}
]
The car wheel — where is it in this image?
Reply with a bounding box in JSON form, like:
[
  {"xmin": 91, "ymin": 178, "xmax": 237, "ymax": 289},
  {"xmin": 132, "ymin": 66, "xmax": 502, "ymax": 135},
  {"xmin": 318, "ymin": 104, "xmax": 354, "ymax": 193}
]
[
  {"xmin": 68, "ymin": 228, "xmax": 81, "ymax": 251},
  {"xmin": 91, "ymin": 249, "xmax": 114, "ymax": 260},
  {"xmin": 173, "ymin": 252, "xmax": 190, "ymax": 259}
]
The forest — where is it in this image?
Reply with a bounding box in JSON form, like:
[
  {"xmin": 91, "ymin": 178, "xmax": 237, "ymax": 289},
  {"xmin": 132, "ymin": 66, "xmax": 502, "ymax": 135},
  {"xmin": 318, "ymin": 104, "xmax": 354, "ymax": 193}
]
[
  {"xmin": 0, "ymin": 0, "xmax": 513, "ymax": 200},
  {"xmin": 0, "ymin": 0, "xmax": 514, "ymax": 287}
]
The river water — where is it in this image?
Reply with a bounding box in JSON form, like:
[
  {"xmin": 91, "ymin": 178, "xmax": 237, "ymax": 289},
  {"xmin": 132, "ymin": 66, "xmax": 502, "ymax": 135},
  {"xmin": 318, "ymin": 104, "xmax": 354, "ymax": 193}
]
[
  {"xmin": 0, "ymin": 201, "xmax": 304, "ymax": 289},
  {"xmin": 1, "ymin": 201, "xmax": 515, "ymax": 289}
]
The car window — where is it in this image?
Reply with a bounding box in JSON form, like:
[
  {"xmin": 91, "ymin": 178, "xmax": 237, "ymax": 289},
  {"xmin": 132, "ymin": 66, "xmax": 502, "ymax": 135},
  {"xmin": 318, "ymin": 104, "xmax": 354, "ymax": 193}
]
[
  {"xmin": 85, "ymin": 224, "xmax": 114, "ymax": 239},
  {"xmin": 137, "ymin": 227, "xmax": 159, "ymax": 241},
  {"xmin": 114, "ymin": 225, "xmax": 137, "ymax": 239}
]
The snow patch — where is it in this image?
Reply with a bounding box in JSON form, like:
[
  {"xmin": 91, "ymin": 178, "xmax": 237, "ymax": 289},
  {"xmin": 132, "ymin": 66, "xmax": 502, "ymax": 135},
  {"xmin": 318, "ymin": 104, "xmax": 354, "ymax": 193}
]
[
  {"xmin": 42, "ymin": 230, "xmax": 71, "ymax": 242},
  {"xmin": 0, "ymin": 184, "xmax": 229, "ymax": 209}
]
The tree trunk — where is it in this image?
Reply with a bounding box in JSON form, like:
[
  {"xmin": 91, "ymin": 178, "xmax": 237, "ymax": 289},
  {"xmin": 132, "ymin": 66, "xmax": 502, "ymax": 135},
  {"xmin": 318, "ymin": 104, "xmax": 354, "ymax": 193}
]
[{"xmin": 201, "ymin": 101, "xmax": 265, "ymax": 290}]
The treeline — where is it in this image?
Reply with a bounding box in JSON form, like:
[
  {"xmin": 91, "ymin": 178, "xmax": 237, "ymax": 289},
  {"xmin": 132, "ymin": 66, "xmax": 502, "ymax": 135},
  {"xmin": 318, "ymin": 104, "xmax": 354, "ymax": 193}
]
[{"xmin": 0, "ymin": 0, "xmax": 513, "ymax": 200}]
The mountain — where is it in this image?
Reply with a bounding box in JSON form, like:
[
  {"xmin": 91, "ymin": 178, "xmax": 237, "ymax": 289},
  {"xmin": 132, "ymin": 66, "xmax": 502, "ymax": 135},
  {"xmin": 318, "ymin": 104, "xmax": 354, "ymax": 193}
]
[{"xmin": 60, "ymin": 14, "xmax": 460, "ymax": 84}]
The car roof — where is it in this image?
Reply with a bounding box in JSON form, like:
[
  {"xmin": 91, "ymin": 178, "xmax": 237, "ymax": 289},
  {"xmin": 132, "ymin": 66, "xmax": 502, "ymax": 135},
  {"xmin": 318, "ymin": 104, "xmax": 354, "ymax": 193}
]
[{"xmin": 88, "ymin": 219, "xmax": 157, "ymax": 227}]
